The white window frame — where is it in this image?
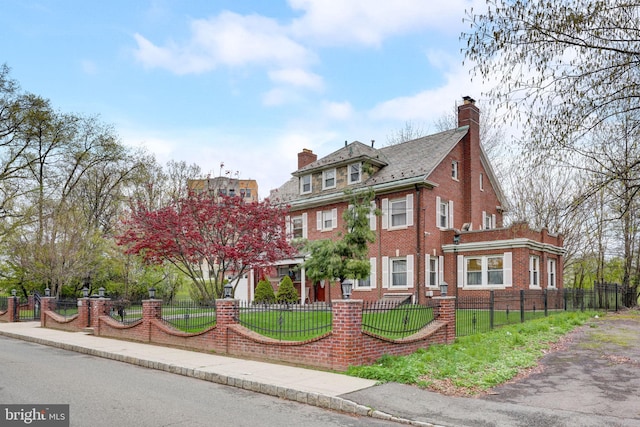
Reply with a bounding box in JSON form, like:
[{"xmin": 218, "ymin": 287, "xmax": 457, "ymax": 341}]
[
  {"xmin": 381, "ymin": 255, "xmax": 414, "ymax": 289},
  {"xmin": 300, "ymin": 175, "xmax": 312, "ymax": 194},
  {"xmin": 530, "ymin": 256, "xmax": 540, "ymax": 288},
  {"xmin": 548, "ymin": 259, "xmax": 557, "ymax": 288},
  {"xmin": 452, "ymin": 160, "xmax": 459, "ymax": 180},
  {"xmin": 425, "ymin": 256, "xmax": 442, "ymax": 288},
  {"xmin": 354, "ymin": 258, "xmax": 376, "ymax": 290},
  {"xmin": 287, "ymin": 213, "xmax": 307, "ymax": 240},
  {"xmin": 381, "ymin": 195, "xmax": 413, "ymax": 230},
  {"xmin": 316, "ymin": 208, "xmax": 338, "ymax": 232},
  {"xmin": 348, "ymin": 163, "xmax": 362, "ymax": 184},
  {"xmin": 482, "ymin": 211, "xmax": 496, "ymax": 230},
  {"xmin": 462, "ymin": 253, "xmax": 512, "ymax": 288},
  {"xmin": 436, "ymin": 197, "xmax": 454, "ymax": 229},
  {"xmin": 322, "ymin": 168, "xmax": 336, "ymax": 190}
]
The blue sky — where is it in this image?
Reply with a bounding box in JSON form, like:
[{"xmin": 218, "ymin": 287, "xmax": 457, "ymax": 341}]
[{"xmin": 1, "ymin": 0, "xmax": 490, "ymax": 198}]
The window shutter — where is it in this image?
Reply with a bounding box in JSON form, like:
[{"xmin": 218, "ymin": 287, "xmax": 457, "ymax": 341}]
[
  {"xmin": 425, "ymin": 255, "xmax": 431, "ymax": 287},
  {"xmin": 439, "ymin": 255, "xmax": 444, "ymax": 285},
  {"xmin": 435, "ymin": 196, "xmax": 441, "ymax": 227},
  {"xmin": 504, "ymin": 252, "xmax": 512, "ymax": 286},
  {"xmin": 302, "ymin": 213, "xmax": 308, "ymax": 238},
  {"xmin": 370, "ymin": 258, "xmax": 377, "ymax": 288},
  {"xmin": 457, "ymin": 255, "xmax": 464, "ymax": 288},
  {"xmin": 331, "ymin": 208, "xmax": 338, "ymax": 229},
  {"xmin": 285, "ymin": 215, "xmax": 291, "ymax": 236},
  {"xmin": 316, "ymin": 211, "xmax": 322, "ymax": 231},
  {"xmin": 482, "ymin": 211, "xmax": 486, "ymax": 228},
  {"xmin": 407, "ymin": 255, "xmax": 414, "ymax": 288},
  {"xmin": 369, "ymin": 201, "xmax": 377, "ymax": 230},
  {"xmin": 382, "ymin": 256, "xmax": 389, "ymax": 288},
  {"xmin": 406, "ymin": 194, "xmax": 414, "ymax": 226},
  {"xmin": 381, "ymin": 198, "xmax": 389, "ymax": 229},
  {"xmin": 448, "ymin": 200, "xmax": 454, "ymax": 229},
  {"xmin": 492, "ymin": 214, "xmax": 496, "ymax": 228}
]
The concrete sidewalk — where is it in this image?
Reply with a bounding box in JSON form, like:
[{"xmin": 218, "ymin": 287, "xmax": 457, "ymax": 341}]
[{"xmin": 0, "ymin": 322, "xmax": 424, "ymax": 425}]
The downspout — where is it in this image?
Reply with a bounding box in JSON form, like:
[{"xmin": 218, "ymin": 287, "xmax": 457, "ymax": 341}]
[
  {"xmin": 415, "ymin": 185, "xmax": 422, "ymax": 304},
  {"xmin": 376, "ymin": 195, "xmax": 383, "ymax": 299}
]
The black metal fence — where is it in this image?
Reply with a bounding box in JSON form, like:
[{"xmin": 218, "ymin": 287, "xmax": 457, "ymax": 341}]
[
  {"xmin": 235, "ymin": 301, "xmax": 332, "ymax": 341},
  {"xmin": 362, "ymin": 300, "xmax": 437, "ymax": 339},
  {"xmin": 109, "ymin": 299, "xmax": 143, "ymax": 325},
  {"xmin": 53, "ymin": 298, "xmax": 78, "ymax": 318},
  {"xmin": 456, "ymin": 285, "xmax": 631, "ymax": 337},
  {"xmin": 161, "ymin": 300, "xmax": 217, "ymax": 332}
]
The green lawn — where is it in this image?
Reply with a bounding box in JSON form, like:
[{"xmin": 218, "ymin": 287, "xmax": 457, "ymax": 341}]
[
  {"xmin": 237, "ymin": 308, "xmax": 333, "ymax": 341},
  {"xmin": 346, "ymin": 310, "xmax": 599, "ymax": 395}
]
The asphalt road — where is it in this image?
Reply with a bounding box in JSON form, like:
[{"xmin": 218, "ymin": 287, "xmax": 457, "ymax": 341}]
[{"xmin": 0, "ymin": 337, "xmax": 397, "ymax": 427}]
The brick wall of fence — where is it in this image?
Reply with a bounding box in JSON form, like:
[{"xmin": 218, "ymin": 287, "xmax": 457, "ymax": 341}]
[{"xmin": 38, "ymin": 297, "xmax": 455, "ymax": 371}]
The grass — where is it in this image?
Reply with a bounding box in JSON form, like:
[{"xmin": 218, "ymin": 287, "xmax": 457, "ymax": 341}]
[
  {"xmin": 238, "ymin": 308, "xmax": 333, "ymax": 341},
  {"xmin": 347, "ymin": 310, "xmax": 599, "ymax": 395}
]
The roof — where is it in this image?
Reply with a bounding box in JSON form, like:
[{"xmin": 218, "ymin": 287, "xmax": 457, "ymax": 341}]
[{"xmin": 271, "ymin": 126, "xmax": 469, "ymax": 204}]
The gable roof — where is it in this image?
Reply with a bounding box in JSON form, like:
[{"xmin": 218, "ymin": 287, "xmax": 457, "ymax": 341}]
[{"xmin": 292, "ymin": 140, "xmax": 388, "ymax": 176}]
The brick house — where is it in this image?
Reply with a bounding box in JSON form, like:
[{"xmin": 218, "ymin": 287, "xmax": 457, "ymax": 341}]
[{"xmin": 268, "ymin": 97, "xmax": 564, "ymax": 304}]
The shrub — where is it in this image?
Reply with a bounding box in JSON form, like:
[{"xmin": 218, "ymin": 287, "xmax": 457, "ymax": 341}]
[
  {"xmin": 254, "ymin": 278, "xmax": 276, "ymax": 303},
  {"xmin": 276, "ymin": 275, "xmax": 299, "ymax": 303}
]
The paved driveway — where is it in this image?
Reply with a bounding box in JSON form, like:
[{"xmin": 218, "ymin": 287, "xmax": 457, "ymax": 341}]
[
  {"xmin": 482, "ymin": 309, "xmax": 640, "ymax": 419},
  {"xmin": 343, "ymin": 308, "xmax": 640, "ymax": 426}
]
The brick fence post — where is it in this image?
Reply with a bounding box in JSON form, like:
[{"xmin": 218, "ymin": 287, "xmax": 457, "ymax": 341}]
[
  {"xmin": 77, "ymin": 298, "xmax": 90, "ymax": 328},
  {"xmin": 142, "ymin": 299, "xmax": 163, "ymax": 342},
  {"xmin": 8, "ymin": 296, "xmax": 19, "ymax": 322},
  {"xmin": 91, "ymin": 298, "xmax": 111, "ymax": 334},
  {"xmin": 215, "ymin": 299, "xmax": 239, "ymax": 354},
  {"xmin": 331, "ymin": 299, "xmax": 363, "ymax": 371},
  {"xmin": 434, "ymin": 296, "xmax": 456, "ymax": 344},
  {"xmin": 40, "ymin": 297, "xmax": 57, "ymax": 327}
]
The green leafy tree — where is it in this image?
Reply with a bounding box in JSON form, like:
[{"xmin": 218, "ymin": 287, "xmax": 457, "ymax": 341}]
[
  {"xmin": 302, "ymin": 188, "xmax": 378, "ymax": 298},
  {"xmin": 275, "ymin": 275, "xmax": 298, "ymax": 303},
  {"xmin": 254, "ymin": 278, "xmax": 276, "ymax": 304}
]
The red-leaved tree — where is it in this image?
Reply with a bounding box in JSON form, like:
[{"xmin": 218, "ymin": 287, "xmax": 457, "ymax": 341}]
[{"xmin": 117, "ymin": 193, "xmax": 295, "ymax": 301}]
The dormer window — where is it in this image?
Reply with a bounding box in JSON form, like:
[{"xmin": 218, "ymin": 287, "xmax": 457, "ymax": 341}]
[
  {"xmin": 348, "ymin": 163, "xmax": 362, "ymax": 184},
  {"xmin": 322, "ymin": 169, "xmax": 336, "ymax": 190},
  {"xmin": 300, "ymin": 175, "xmax": 312, "ymax": 194}
]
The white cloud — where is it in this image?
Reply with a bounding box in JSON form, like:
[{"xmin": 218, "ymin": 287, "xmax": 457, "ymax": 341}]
[
  {"xmin": 322, "ymin": 101, "xmax": 353, "ymax": 120},
  {"xmin": 268, "ymin": 68, "xmax": 323, "ymax": 90},
  {"xmin": 133, "ymin": 11, "xmax": 314, "ymax": 75},
  {"xmin": 288, "ymin": 0, "xmax": 484, "ymax": 46}
]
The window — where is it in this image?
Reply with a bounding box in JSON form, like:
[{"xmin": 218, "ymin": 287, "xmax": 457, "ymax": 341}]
[
  {"xmin": 316, "ymin": 209, "xmax": 337, "ymax": 231},
  {"xmin": 382, "ymin": 255, "xmax": 413, "ymax": 289},
  {"xmin": 355, "ymin": 258, "xmax": 376, "ymax": 289},
  {"xmin": 427, "ymin": 257, "xmax": 439, "ymax": 288},
  {"xmin": 348, "ymin": 163, "xmax": 362, "ymax": 184},
  {"xmin": 439, "ymin": 200, "xmax": 449, "ymax": 228},
  {"xmin": 452, "ymin": 160, "xmax": 459, "ymax": 180},
  {"xmin": 483, "ymin": 211, "xmax": 496, "ymax": 229},
  {"xmin": 292, "ymin": 216, "xmax": 304, "ymax": 239},
  {"xmin": 465, "ymin": 255, "xmax": 505, "ymax": 286},
  {"xmin": 530, "ymin": 256, "xmax": 540, "ymax": 287},
  {"xmin": 228, "ymin": 188, "xmax": 236, "ymax": 197},
  {"xmin": 381, "ymin": 195, "xmax": 413, "ymax": 230},
  {"xmin": 480, "ymin": 173, "xmax": 484, "ymax": 191},
  {"xmin": 300, "ymin": 175, "xmax": 312, "ymax": 194},
  {"xmin": 390, "ymin": 199, "xmax": 407, "ymax": 227},
  {"xmin": 548, "ymin": 259, "xmax": 557, "ymax": 288},
  {"xmin": 322, "ymin": 169, "xmax": 336, "ymax": 190},
  {"xmin": 391, "ymin": 259, "xmax": 407, "ymax": 287}
]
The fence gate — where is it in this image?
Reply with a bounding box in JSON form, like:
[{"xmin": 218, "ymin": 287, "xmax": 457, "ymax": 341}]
[{"xmin": 18, "ymin": 293, "xmax": 41, "ymax": 321}]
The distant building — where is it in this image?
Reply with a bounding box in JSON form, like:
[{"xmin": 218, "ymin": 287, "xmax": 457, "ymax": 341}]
[{"xmin": 188, "ymin": 177, "xmax": 258, "ymax": 202}]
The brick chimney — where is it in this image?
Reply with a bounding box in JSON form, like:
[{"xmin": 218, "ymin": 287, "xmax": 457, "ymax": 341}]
[
  {"xmin": 457, "ymin": 96, "xmax": 480, "ymax": 226},
  {"xmin": 298, "ymin": 148, "xmax": 317, "ymax": 170}
]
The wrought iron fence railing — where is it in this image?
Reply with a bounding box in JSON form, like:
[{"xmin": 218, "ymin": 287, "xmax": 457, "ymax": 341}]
[
  {"xmin": 161, "ymin": 300, "xmax": 217, "ymax": 332},
  {"xmin": 54, "ymin": 298, "xmax": 79, "ymax": 318},
  {"xmin": 235, "ymin": 301, "xmax": 332, "ymax": 341},
  {"xmin": 362, "ymin": 300, "xmax": 437, "ymax": 339},
  {"xmin": 109, "ymin": 299, "xmax": 143, "ymax": 325},
  {"xmin": 456, "ymin": 285, "xmax": 630, "ymax": 337}
]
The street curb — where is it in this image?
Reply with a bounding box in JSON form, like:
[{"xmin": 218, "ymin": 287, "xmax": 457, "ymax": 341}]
[{"xmin": 0, "ymin": 330, "xmax": 440, "ymax": 427}]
